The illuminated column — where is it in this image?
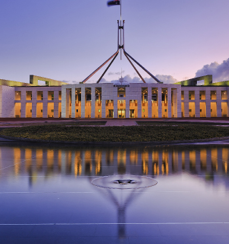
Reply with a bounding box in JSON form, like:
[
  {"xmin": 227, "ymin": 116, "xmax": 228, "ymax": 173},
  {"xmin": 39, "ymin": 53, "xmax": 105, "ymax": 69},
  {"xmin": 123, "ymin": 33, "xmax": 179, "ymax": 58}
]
[
  {"xmin": 71, "ymin": 87, "xmax": 75, "ymax": 118},
  {"xmin": 177, "ymin": 86, "xmax": 182, "ymax": 118},
  {"xmin": 184, "ymin": 90, "xmax": 189, "ymax": 117},
  {"xmin": 21, "ymin": 90, "xmax": 26, "ymax": 118},
  {"xmin": 126, "ymin": 99, "xmax": 129, "ymax": 118},
  {"xmin": 54, "ymin": 90, "xmax": 59, "ymax": 118},
  {"xmin": 148, "ymin": 86, "xmax": 152, "ymax": 118},
  {"xmin": 168, "ymin": 87, "xmax": 171, "ymax": 118},
  {"xmin": 43, "ymin": 90, "xmax": 48, "ymax": 118},
  {"xmin": 158, "ymin": 86, "xmax": 162, "ymax": 118},
  {"xmin": 81, "ymin": 87, "xmax": 85, "ymax": 118},
  {"xmin": 217, "ymin": 89, "xmax": 221, "ymax": 117},
  {"xmin": 61, "ymin": 87, "xmax": 66, "ymax": 118},
  {"xmin": 114, "ymin": 98, "xmax": 118, "ymax": 118},
  {"xmin": 195, "ymin": 90, "xmax": 200, "ymax": 118},
  {"xmin": 65, "ymin": 89, "xmax": 70, "ymax": 118},
  {"xmin": 32, "ymin": 90, "xmax": 37, "ymax": 118},
  {"xmin": 91, "ymin": 87, "xmax": 95, "ymax": 118},
  {"xmin": 206, "ymin": 89, "xmax": 211, "ymax": 118}
]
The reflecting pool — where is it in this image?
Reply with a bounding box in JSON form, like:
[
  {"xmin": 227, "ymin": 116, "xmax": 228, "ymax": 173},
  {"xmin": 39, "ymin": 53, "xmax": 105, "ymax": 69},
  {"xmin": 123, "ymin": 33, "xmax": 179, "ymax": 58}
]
[{"xmin": 0, "ymin": 143, "xmax": 229, "ymax": 244}]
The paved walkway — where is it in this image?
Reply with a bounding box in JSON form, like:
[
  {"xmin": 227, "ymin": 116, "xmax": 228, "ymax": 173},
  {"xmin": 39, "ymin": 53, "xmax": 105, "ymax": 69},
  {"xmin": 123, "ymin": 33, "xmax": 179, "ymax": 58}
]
[{"xmin": 105, "ymin": 119, "xmax": 137, "ymax": 126}]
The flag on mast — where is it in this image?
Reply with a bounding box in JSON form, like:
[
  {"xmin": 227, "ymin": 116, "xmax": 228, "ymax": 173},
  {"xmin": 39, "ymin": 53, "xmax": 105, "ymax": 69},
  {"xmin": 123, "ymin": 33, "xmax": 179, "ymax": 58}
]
[{"xmin": 107, "ymin": 0, "xmax": 120, "ymax": 7}]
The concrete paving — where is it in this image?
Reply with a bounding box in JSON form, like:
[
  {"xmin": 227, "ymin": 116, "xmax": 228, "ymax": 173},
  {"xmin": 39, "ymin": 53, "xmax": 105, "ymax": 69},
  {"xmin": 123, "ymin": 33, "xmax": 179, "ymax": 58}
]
[{"xmin": 105, "ymin": 120, "xmax": 137, "ymax": 126}]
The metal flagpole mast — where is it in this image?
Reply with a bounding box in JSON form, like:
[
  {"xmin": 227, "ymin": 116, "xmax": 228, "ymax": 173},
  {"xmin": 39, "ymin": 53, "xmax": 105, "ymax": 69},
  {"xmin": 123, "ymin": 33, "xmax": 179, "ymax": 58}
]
[{"xmin": 120, "ymin": 0, "xmax": 122, "ymax": 60}]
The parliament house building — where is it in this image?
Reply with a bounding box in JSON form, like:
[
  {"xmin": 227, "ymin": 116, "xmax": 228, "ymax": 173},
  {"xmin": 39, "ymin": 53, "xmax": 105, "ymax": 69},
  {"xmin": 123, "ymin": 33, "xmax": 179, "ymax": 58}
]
[{"xmin": 0, "ymin": 74, "xmax": 229, "ymax": 119}]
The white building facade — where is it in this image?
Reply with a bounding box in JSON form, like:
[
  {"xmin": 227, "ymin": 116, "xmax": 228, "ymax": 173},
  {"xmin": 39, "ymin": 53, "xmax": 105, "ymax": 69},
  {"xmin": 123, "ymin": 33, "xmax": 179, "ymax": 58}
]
[{"xmin": 0, "ymin": 75, "xmax": 229, "ymax": 119}]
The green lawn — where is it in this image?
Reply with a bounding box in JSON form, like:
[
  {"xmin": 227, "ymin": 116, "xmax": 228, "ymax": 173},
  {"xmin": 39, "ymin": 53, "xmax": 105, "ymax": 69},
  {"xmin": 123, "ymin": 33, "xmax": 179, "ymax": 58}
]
[{"xmin": 0, "ymin": 124, "xmax": 229, "ymax": 142}]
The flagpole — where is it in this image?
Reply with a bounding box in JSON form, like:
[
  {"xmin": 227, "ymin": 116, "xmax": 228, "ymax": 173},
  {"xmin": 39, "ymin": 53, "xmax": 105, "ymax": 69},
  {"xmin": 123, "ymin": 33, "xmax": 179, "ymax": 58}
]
[
  {"xmin": 120, "ymin": 0, "xmax": 122, "ymax": 21},
  {"xmin": 120, "ymin": 0, "xmax": 122, "ymax": 60}
]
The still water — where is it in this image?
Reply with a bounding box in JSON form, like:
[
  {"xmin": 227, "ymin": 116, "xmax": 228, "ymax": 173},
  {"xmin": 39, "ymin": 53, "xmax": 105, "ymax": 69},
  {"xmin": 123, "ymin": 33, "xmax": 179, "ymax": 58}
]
[{"xmin": 0, "ymin": 143, "xmax": 229, "ymax": 244}]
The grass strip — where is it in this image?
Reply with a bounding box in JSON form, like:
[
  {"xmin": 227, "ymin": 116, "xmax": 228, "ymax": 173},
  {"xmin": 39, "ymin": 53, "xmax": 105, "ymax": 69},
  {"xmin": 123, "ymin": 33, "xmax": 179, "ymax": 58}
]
[{"xmin": 0, "ymin": 124, "xmax": 229, "ymax": 142}]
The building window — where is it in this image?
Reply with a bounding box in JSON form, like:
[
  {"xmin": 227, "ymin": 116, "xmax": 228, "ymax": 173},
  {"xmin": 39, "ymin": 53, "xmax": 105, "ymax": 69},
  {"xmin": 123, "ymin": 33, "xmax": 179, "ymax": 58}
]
[
  {"xmin": 118, "ymin": 87, "xmax": 125, "ymax": 97},
  {"xmin": 48, "ymin": 91, "xmax": 54, "ymax": 101},
  {"xmin": 210, "ymin": 91, "xmax": 216, "ymax": 100},
  {"xmin": 200, "ymin": 91, "xmax": 205, "ymax": 100},
  {"xmin": 181, "ymin": 91, "xmax": 184, "ymax": 100},
  {"xmin": 189, "ymin": 91, "xmax": 195, "ymax": 100},
  {"xmin": 15, "ymin": 91, "xmax": 21, "ymax": 100},
  {"xmin": 221, "ymin": 91, "xmax": 227, "ymax": 100},
  {"xmin": 59, "ymin": 91, "xmax": 61, "ymax": 100},
  {"xmin": 37, "ymin": 91, "xmax": 43, "ymax": 100},
  {"xmin": 26, "ymin": 91, "xmax": 32, "ymax": 100}
]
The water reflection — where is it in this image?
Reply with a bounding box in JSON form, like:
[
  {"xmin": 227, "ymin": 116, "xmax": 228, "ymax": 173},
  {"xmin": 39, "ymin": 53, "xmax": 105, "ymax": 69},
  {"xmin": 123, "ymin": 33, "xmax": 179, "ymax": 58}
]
[
  {"xmin": 0, "ymin": 145, "xmax": 228, "ymax": 180},
  {"xmin": 1, "ymin": 144, "xmax": 229, "ymax": 241}
]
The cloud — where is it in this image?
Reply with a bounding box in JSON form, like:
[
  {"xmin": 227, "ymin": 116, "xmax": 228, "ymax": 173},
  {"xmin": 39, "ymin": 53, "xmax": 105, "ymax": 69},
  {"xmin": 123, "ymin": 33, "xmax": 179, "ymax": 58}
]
[
  {"xmin": 108, "ymin": 71, "xmax": 125, "ymax": 76},
  {"xmin": 98, "ymin": 74, "xmax": 178, "ymax": 84},
  {"xmin": 195, "ymin": 58, "xmax": 229, "ymax": 82}
]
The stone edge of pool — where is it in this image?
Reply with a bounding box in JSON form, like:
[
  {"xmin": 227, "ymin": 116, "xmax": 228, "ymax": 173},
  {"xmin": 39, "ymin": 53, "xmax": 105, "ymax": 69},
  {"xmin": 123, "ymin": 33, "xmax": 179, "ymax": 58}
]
[{"xmin": 0, "ymin": 134, "xmax": 229, "ymax": 146}]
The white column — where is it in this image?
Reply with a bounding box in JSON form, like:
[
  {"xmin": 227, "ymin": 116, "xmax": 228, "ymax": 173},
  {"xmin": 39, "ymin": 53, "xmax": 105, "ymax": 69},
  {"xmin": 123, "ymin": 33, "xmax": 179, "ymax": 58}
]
[
  {"xmin": 126, "ymin": 99, "xmax": 129, "ymax": 118},
  {"xmin": 91, "ymin": 87, "xmax": 95, "ymax": 118},
  {"xmin": 81, "ymin": 86, "xmax": 85, "ymax": 118},
  {"xmin": 176, "ymin": 86, "xmax": 182, "ymax": 118},
  {"xmin": 32, "ymin": 90, "xmax": 37, "ymax": 118},
  {"xmin": 184, "ymin": 90, "xmax": 189, "ymax": 117},
  {"xmin": 195, "ymin": 90, "xmax": 200, "ymax": 118},
  {"xmin": 21, "ymin": 90, "xmax": 26, "ymax": 118},
  {"xmin": 158, "ymin": 87, "xmax": 162, "ymax": 118},
  {"xmin": 65, "ymin": 89, "xmax": 70, "ymax": 118},
  {"xmin": 167, "ymin": 87, "xmax": 171, "ymax": 118},
  {"xmin": 54, "ymin": 90, "xmax": 59, "ymax": 118},
  {"xmin": 43, "ymin": 90, "xmax": 48, "ymax": 118},
  {"xmin": 71, "ymin": 87, "xmax": 75, "ymax": 118},
  {"xmin": 217, "ymin": 89, "xmax": 221, "ymax": 117},
  {"xmin": 114, "ymin": 99, "xmax": 118, "ymax": 118},
  {"xmin": 61, "ymin": 87, "xmax": 66, "ymax": 118},
  {"xmin": 206, "ymin": 89, "xmax": 211, "ymax": 118}
]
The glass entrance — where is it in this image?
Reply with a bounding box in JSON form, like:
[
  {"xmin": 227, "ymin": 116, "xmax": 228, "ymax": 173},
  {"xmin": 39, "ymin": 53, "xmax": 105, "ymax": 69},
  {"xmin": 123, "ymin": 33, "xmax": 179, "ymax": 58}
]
[
  {"xmin": 118, "ymin": 109, "xmax": 125, "ymax": 118},
  {"xmin": 108, "ymin": 109, "xmax": 114, "ymax": 118},
  {"xmin": 129, "ymin": 109, "xmax": 135, "ymax": 118}
]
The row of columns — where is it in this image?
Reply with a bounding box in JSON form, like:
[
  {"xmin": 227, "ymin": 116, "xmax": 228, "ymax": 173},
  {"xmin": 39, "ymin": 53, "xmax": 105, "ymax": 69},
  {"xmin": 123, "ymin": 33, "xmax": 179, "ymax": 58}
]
[
  {"xmin": 62, "ymin": 86, "xmax": 181, "ymax": 118},
  {"xmin": 183, "ymin": 90, "xmax": 229, "ymax": 117},
  {"xmin": 18, "ymin": 90, "xmax": 60, "ymax": 118}
]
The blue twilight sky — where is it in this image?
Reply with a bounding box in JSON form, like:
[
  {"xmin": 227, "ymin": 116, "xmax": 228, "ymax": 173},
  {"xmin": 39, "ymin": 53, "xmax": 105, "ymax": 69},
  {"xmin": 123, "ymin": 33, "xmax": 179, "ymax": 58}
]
[{"xmin": 0, "ymin": 0, "xmax": 229, "ymax": 84}]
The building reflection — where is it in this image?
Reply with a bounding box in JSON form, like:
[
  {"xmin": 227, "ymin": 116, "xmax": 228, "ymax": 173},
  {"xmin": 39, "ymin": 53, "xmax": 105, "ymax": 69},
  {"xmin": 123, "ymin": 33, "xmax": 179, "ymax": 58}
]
[{"xmin": 3, "ymin": 145, "xmax": 228, "ymax": 183}]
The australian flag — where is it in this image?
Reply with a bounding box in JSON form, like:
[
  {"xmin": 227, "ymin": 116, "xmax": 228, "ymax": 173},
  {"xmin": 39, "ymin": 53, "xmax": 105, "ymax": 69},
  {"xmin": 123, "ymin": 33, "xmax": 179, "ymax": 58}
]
[{"xmin": 107, "ymin": 0, "xmax": 120, "ymax": 7}]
